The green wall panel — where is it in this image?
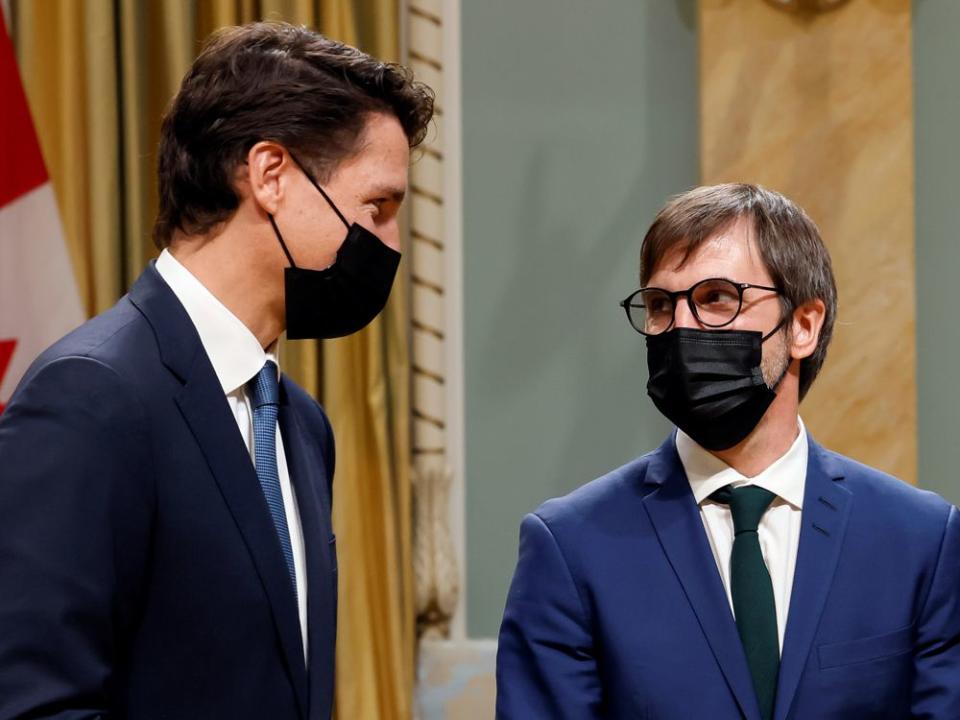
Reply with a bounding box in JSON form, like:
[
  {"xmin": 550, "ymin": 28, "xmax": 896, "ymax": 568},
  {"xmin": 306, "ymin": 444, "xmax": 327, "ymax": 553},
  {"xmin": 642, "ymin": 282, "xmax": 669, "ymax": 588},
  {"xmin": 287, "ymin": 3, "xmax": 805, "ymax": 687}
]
[{"xmin": 461, "ymin": 0, "xmax": 698, "ymax": 636}]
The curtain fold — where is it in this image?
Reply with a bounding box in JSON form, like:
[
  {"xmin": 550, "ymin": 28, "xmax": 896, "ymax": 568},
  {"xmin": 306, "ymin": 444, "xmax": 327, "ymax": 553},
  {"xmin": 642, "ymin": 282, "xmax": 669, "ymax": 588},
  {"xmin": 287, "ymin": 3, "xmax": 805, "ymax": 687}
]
[{"xmin": 10, "ymin": 2, "xmax": 413, "ymax": 717}]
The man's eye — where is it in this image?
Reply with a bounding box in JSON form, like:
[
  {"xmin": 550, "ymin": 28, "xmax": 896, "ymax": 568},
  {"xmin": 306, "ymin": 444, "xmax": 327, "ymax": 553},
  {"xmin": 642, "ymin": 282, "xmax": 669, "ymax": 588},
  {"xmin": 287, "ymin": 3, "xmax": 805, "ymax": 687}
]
[
  {"xmin": 695, "ymin": 281, "xmax": 740, "ymax": 307},
  {"xmin": 702, "ymin": 290, "xmax": 736, "ymax": 305},
  {"xmin": 646, "ymin": 298, "xmax": 670, "ymax": 314}
]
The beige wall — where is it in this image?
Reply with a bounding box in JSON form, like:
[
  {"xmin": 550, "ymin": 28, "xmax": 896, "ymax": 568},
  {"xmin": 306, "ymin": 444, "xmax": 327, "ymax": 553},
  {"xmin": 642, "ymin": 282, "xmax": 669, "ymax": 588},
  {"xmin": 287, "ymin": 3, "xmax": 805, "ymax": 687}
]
[{"xmin": 700, "ymin": 0, "xmax": 917, "ymax": 483}]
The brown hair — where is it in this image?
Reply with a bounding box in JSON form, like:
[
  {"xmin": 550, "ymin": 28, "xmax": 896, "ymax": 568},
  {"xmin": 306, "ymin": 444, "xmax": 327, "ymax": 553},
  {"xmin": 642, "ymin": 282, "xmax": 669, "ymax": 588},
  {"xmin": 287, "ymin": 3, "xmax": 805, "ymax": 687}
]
[
  {"xmin": 640, "ymin": 183, "xmax": 837, "ymax": 400},
  {"xmin": 153, "ymin": 22, "xmax": 434, "ymax": 247}
]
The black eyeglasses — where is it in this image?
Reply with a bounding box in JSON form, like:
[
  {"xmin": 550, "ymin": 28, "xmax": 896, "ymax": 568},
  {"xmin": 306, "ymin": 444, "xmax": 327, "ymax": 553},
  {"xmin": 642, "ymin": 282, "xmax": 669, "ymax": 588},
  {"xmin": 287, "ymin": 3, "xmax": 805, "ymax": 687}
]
[{"xmin": 619, "ymin": 277, "xmax": 781, "ymax": 336}]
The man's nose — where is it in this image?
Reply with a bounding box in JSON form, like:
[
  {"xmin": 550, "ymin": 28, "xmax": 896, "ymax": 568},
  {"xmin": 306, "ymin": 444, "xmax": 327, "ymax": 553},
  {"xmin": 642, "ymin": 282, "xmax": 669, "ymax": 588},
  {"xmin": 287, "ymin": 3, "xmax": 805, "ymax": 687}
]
[
  {"xmin": 377, "ymin": 220, "xmax": 401, "ymax": 252},
  {"xmin": 672, "ymin": 297, "xmax": 700, "ymax": 329},
  {"xmin": 359, "ymin": 217, "xmax": 401, "ymax": 252}
]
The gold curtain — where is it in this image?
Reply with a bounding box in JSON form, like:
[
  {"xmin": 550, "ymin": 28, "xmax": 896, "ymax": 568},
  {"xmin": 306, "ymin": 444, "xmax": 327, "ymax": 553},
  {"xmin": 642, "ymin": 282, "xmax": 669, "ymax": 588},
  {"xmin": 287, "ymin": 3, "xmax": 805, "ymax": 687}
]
[{"xmin": 10, "ymin": 1, "xmax": 414, "ymax": 717}]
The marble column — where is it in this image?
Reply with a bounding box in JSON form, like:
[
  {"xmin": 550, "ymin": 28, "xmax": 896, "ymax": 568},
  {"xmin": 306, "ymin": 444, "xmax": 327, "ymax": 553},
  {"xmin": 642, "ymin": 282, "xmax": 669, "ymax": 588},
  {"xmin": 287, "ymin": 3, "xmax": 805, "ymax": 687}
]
[{"xmin": 700, "ymin": 0, "xmax": 917, "ymax": 482}]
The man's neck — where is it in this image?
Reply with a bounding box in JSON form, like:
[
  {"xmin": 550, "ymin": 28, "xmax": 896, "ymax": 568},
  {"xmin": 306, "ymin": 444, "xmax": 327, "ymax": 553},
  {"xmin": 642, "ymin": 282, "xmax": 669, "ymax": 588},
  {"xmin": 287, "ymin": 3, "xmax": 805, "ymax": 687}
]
[
  {"xmin": 167, "ymin": 228, "xmax": 283, "ymax": 350},
  {"xmin": 710, "ymin": 386, "xmax": 801, "ymax": 478}
]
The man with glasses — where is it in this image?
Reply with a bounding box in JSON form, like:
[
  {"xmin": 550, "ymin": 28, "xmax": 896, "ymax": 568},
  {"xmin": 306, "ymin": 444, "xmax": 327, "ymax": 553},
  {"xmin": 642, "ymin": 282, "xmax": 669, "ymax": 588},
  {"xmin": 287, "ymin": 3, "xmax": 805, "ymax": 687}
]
[{"xmin": 496, "ymin": 184, "xmax": 960, "ymax": 719}]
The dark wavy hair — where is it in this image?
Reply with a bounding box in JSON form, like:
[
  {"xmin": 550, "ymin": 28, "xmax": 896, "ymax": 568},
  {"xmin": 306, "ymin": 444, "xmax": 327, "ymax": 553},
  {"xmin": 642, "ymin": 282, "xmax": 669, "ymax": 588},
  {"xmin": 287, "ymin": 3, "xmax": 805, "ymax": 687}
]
[
  {"xmin": 640, "ymin": 183, "xmax": 838, "ymax": 400},
  {"xmin": 153, "ymin": 22, "xmax": 435, "ymax": 247}
]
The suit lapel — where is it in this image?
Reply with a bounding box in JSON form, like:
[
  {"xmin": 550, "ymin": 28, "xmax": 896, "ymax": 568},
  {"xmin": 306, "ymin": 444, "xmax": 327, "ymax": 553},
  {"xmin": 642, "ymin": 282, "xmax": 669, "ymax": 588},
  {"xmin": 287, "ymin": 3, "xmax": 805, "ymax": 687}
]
[
  {"xmin": 774, "ymin": 439, "xmax": 850, "ymax": 720},
  {"xmin": 129, "ymin": 265, "xmax": 309, "ymax": 718},
  {"xmin": 642, "ymin": 436, "xmax": 762, "ymax": 720},
  {"xmin": 278, "ymin": 385, "xmax": 337, "ymax": 720}
]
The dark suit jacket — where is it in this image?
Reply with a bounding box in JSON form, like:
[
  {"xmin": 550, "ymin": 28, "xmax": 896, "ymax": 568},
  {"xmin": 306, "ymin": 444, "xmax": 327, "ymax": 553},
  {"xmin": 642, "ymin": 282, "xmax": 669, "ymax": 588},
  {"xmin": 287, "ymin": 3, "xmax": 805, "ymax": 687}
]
[
  {"xmin": 0, "ymin": 265, "xmax": 338, "ymax": 719},
  {"xmin": 497, "ymin": 433, "xmax": 960, "ymax": 719}
]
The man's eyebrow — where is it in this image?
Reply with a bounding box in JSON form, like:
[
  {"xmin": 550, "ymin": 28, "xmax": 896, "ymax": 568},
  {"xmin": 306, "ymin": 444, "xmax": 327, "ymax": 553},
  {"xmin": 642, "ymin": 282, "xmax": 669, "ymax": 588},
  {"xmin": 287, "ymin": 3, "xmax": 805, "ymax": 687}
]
[{"xmin": 379, "ymin": 185, "xmax": 406, "ymax": 202}]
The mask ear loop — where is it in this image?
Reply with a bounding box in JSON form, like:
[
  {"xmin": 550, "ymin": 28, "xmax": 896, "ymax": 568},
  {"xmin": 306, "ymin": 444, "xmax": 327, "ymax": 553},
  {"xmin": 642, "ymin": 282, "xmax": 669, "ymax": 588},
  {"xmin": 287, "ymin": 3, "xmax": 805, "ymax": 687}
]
[
  {"xmin": 287, "ymin": 151, "xmax": 351, "ymax": 231},
  {"xmin": 268, "ymin": 214, "xmax": 298, "ymax": 268},
  {"xmin": 761, "ymin": 315, "xmax": 789, "ymax": 343},
  {"xmin": 761, "ymin": 314, "xmax": 792, "ymax": 390}
]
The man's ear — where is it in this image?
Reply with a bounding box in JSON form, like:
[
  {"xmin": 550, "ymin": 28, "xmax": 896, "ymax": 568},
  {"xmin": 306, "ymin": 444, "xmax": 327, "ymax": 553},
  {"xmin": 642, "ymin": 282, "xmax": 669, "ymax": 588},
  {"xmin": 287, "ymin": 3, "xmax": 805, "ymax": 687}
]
[
  {"xmin": 789, "ymin": 298, "xmax": 826, "ymax": 360},
  {"xmin": 245, "ymin": 141, "xmax": 289, "ymax": 216}
]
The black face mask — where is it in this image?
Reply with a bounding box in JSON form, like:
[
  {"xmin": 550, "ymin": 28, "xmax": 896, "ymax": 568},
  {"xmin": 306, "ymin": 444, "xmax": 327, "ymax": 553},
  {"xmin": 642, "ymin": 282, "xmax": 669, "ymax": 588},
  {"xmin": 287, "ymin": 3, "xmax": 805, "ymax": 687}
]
[
  {"xmin": 645, "ymin": 323, "xmax": 788, "ymax": 451},
  {"xmin": 268, "ymin": 156, "xmax": 401, "ymax": 340}
]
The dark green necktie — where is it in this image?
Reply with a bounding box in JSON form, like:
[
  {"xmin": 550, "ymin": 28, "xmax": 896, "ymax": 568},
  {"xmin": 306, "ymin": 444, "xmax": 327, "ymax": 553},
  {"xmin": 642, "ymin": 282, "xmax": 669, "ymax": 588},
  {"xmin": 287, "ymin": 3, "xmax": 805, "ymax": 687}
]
[{"xmin": 711, "ymin": 485, "xmax": 779, "ymax": 720}]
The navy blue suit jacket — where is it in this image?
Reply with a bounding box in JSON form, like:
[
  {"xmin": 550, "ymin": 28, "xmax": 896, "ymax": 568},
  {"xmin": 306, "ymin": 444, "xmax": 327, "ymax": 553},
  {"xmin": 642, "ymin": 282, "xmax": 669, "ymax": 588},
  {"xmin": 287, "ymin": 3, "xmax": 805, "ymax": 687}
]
[
  {"xmin": 497, "ymin": 434, "xmax": 960, "ymax": 719},
  {"xmin": 0, "ymin": 265, "xmax": 338, "ymax": 719}
]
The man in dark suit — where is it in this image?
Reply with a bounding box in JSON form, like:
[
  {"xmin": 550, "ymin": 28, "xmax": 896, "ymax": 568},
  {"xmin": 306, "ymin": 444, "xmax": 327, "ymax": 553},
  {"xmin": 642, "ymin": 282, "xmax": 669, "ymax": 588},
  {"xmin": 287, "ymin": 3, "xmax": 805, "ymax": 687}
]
[
  {"xmin": 0, "ymin": 22, "xmax": 432, "ymax": 719},
  {"xmin": 497, "ymin": 184, "xmax": 960, "ymax": 719}
]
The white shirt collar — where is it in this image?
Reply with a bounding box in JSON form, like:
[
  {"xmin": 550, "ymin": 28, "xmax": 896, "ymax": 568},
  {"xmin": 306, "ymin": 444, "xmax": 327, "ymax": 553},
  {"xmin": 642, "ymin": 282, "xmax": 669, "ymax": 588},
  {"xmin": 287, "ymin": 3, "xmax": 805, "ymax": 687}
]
[
  {"xmin": 676, "ymin": 417, "xmax": 808, "ymax": 509},
  {"xmin": 155, "ymin": 249, "xmax": 278, "ymax": 395}
]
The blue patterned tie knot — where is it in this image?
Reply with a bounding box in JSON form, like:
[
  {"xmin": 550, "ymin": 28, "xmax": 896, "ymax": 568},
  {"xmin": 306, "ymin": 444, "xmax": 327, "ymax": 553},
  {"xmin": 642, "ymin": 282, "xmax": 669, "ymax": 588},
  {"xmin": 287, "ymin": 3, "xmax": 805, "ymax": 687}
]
[
  {"xmin": 248, "ymin": 360, "xmax": 297, "ymax": 599},
  {"xmin": 250, "ymin": 360, "xmax": 280, "ymax": 409}
]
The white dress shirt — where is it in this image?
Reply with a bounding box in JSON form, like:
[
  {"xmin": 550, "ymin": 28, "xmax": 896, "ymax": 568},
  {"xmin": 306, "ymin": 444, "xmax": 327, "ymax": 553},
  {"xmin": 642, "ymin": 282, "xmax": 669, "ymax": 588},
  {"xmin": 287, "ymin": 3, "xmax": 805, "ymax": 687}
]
[
  {"xmin": 155, "ymin": 250, "xmax": 308, "ymax": 659},
  {"xmin": 676, "ymin": 419, "xmax": 808, "ymax": 653}
]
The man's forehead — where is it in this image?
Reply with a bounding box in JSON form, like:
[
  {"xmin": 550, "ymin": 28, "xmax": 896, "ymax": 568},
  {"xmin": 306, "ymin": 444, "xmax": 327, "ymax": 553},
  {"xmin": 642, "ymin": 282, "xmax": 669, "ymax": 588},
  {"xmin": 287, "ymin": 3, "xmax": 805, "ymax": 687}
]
[
  {"xmin": 649, "ymin": 218, "xmax": 767, "ymax": 282},
  {"xmin": 356, "ymin": 156, "xmax": 408, "ymax": 196},
  {"xmin": 331, "ymin": 112, "xmax": 410, "ymax": 184},
  {"xmin": 333, "ymin": 153, "xmax": 409, "ymax": 199}
]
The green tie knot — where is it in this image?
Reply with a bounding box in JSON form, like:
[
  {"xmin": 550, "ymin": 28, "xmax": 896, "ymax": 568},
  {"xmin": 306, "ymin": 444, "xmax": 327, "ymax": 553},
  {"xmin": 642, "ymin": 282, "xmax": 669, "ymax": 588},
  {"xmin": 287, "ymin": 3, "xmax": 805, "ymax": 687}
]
[{"xmin": 711, "ymin": 485, "xmax": 776, "ymax": 535}]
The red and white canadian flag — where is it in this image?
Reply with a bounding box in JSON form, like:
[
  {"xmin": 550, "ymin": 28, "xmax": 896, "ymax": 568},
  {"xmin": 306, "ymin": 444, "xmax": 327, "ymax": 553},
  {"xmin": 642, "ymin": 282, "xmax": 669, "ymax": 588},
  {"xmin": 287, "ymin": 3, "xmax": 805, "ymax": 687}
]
[{"xmin": 0, "ymin": 10, "xmax": 85, "ymax": 414}]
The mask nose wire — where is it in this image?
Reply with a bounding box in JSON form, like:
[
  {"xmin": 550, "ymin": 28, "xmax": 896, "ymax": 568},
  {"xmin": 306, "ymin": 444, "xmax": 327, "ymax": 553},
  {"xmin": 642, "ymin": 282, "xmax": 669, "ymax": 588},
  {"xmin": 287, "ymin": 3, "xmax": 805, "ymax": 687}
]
[{"xmin": 287, "ymin": 150, "xmax": 352, "ymax": 231}]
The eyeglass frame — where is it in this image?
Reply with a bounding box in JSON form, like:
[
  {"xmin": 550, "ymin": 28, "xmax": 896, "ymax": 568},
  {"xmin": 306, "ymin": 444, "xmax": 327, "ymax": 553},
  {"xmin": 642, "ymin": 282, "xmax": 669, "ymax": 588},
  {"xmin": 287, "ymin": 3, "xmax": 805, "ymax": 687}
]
[{"xmin": 619, "ymin": 277, "xmax": 782, "ymax": 336}]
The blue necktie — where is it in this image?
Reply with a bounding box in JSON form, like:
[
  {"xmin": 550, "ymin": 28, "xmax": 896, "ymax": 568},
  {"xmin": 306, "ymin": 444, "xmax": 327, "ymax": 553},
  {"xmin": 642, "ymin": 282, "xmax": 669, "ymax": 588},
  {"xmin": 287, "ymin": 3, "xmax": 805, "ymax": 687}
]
[{"xmin": 249, "ymin": 360, "xmax": 297, "ymax": 597}]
